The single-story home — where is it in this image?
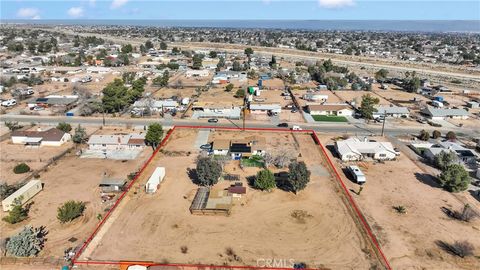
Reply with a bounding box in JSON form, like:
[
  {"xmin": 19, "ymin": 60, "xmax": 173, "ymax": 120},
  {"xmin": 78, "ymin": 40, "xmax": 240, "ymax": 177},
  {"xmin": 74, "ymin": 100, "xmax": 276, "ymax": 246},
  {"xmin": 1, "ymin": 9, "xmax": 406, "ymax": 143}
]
[
  {"xmin": 421, "ymin": 107, "xmax": 469, "ymax": 120},
  {"xmin": 27, "ymin": 95, "xmax": 79, "ymax": 109},
  {"xmin": 335, "ymin": 138, "xmax": 397, "ymax": 161},
  {"xmin": 133, "ymin": 99, "xmax": 179, "ymax": 112},
  {"xmin": 374, "ymin": 106, "xmax": 410, "ymax": 118},
  {"xmin": 185, "ymin": 69, "xmax": 210, "ymax": 77},
  {"xmin": 423, "ymin": 141, "xmax": 477, "ymax": 164},
  {"xmin": 303, "ymin": 93, "xmax": 328, "ymax": 102},
  {"xmin": 211, "ymin": 136, "xmax": 266, "ymax": 159},
  {"xmin": 249, "ymin": 103, "xmax": 282, "ymax": 115},
  {"xmin": 307, "ymin": 104, "xmax": 353, "ymax": 116},
  {"xmin": 191, "ymin": 102, "xmax": 242, "ymax": 119},
  {"xmin": 11, "ymin": 128, "xmax": 71, "ymax": 146},
  {"xmin": 87, "ymin": 133, "xmax": 146, "ymax": 151}
]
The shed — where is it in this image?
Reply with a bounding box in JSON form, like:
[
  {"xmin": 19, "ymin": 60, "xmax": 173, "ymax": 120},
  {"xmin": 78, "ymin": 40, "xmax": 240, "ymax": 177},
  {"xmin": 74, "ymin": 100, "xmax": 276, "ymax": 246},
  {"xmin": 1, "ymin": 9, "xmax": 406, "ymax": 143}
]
[
  {"xmin": 99, "ymin": 178, "xmax": 126, "ymax": 193},
  {"xmin": 2, "ymin": 180, "xmax": 42, "ymax": 211},
  {"xmin": 145, "ymin": 167, "xmax": 166, "ymax": 193}
]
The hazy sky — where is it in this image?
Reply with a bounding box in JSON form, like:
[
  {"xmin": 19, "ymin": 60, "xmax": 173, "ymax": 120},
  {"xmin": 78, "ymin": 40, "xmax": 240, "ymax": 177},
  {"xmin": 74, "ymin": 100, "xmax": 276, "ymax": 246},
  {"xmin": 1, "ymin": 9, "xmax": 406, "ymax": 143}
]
[{"xmin": 1, "ymin": 0, "xmax": 479, "ymax": 20}]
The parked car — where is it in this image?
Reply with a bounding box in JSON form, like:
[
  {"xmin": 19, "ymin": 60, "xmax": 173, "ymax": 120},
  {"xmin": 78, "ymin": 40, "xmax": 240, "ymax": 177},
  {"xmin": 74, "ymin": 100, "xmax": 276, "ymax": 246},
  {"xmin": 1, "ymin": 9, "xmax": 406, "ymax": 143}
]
[
  {"xmin": 277, "ymin": 123, "xmax": 289, "ymax": 128},
  {"xmin": 417, "ymin": 118, "xmax": 427, "ymax": 124},
  {"xmin": 347, "ymin": 165, "xmax": 366, "ymax": 184},
  {"xmin": 1, "ymin": 99, "xmax": 17, "ymax": 107},
  {"xmin": 33, "ymin": 106, "xmax": 44, "ymax": 111},
  {"xmin": 393, "ymin": 147, "xmax": 401, "ymax": 156},
  {"xmin": 200, "ymin": 144, "xmax": 212, "ymax": 150},
  {"xmin": 291, "ymin": 125, "xmax": 302, "ymax": 131},
  {"xmin": 291, "ymin": 108, "xmax": 298, "ymax": 113},
  {"xmin": 208, "ymin": 118, "xmax": 218, "ymax": 123}
]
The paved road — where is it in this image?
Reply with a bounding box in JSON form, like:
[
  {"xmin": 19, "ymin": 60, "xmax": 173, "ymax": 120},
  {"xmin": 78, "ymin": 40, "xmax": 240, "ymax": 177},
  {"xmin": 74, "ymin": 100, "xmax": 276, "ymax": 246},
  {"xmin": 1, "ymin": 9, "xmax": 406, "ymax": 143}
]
[{"xmin": 2, "ymin": 114, "xmax": 479, "ymax": 137}]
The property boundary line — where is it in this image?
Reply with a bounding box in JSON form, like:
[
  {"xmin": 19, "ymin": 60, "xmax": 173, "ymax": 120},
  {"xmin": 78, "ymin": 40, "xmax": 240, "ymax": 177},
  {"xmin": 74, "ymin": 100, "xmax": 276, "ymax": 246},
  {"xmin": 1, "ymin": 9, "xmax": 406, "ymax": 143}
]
[{"xmin": 71, "ymin": 125, "xmax": 391, "ymax": 270}]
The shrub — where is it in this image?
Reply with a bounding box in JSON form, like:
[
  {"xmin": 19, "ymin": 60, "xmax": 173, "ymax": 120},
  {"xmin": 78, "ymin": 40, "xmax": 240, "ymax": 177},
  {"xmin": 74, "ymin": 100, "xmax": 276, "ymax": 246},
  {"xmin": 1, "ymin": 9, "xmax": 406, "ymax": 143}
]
[
  {"xmin": 56, "ymin": 122, "xmax": 72, "ymax": 133},
  {"xmin": 2, "ymin": 204, "xmax": 28, "ymax": 224},
  {"xmin": 57, "ymin": 200, "xmax": 86, "ymax": 223},
  {"xmin": 6, "ymin": 226, "xmax": 46, "ymax": 257},
  {"xmin": 432, "ymin": 130, "xmax": 441, "ymax": 139},
  {"xmin": 13, "ymin": 163, "xmax": 30, "ymax": 174},
  {"xmin": 446, "ymin": 131, "xmax": 457, "ymax": 141},
  {"xmin": 452, "ymin": 204, "xmax": 478, "ymax": 222},
  {"xmin": 438, "ymin": 164, "xmax": 471, "ymax": 192},
  {"xmin": 254, "ymin": 169, "xmax": 276, "ymax": 191},
  {"xmin": 419, "ymin": 130, "xmax": 430, "ymax": 141},
  {"xmin": 0, "ymin": 183, "xmax": 20, "ymax": 200},
  {"xmin": 180, "ymin": 245, "xmax": 188, "ymax": 254},
  {"xmin": 437, "ymin": 240, "xmax": 475, "ymax": 258},
  {"xmin": 393, "ymin": 205, "xmax": 407, "ymax": 214},
  {"xmin": 433, "ymin": 151, "xmax": 457, "ymax": 170}
]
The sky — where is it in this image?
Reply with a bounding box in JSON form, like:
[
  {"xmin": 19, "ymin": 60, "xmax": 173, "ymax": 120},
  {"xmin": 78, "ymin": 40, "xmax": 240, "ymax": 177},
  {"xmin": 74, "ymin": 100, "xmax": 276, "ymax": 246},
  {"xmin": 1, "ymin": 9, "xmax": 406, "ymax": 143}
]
[{"xmin": 0, "ymin": 0, "xmax": 479, "ymax": 20}]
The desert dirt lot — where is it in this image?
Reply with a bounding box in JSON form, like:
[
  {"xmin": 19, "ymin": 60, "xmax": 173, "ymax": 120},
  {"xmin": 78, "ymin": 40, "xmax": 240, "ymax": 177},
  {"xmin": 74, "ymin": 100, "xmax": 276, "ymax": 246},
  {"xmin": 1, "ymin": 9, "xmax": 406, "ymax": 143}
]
[
  {"xmin": 84, "ymin": 129, "xmax": 383, "ymax": 269},
  {"xmin": 0, "ymin": 144, "xmax": 153, "ymax": 260},
  {"xmin": 334, "ymin": 90, "xmax": 392, "ymax": 106},
  {"xmin": 320, "ymin": 135, "xmax": 480, "ymax": 270}
]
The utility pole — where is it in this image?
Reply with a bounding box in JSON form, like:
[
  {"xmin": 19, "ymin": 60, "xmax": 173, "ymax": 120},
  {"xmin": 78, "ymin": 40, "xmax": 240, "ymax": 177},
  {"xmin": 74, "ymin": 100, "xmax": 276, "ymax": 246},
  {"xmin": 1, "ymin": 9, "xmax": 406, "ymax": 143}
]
[{"xmin": 381, "ymin": 111, "xmax": 386, "ymax": 136}]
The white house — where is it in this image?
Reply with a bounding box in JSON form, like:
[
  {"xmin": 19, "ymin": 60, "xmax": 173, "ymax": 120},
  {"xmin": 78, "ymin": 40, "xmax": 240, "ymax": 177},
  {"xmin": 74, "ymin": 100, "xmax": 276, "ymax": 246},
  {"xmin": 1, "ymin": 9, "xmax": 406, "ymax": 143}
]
[
  {"xmin": 249, "ymin": 103, "xmax": 282, "ymax": 115},
  {"xmin": 374, "ymin": 106, "xmax": 410, "ymax": 118},
  {"xmin": 2, "ymin": 180, "xmax": 42, "ymax": 211},
  {"xmin": 11, "ymin": 128, "xmax": 71, "ymax": 147},
  {"xmin": 185, "ymin": 69, "xmax": 210, "ymax": 77},
  {"xmin": 145, "ymin": 167, "xmax": 166, "ymax": 193},
  {"xmin": 421, "ymin": 107, "xmax": 469, "ymax": 120},
  {"xmin": 212, "ymin": 140, "xmax": 230, "ymax": 156},
  {"xmin": 335, "ymin": 138, "xmax": 397, "ymax": 161},
  {"xmin": 87, "ymin": 134, "xmax": 146, "ymax": 151},
  {"xmin": 86, "ymin": 66, "xmax": 112, "ymax": 74},
  {"xmin": 307, "ymin": 104, "xmax": 353, "ymax": 116}
]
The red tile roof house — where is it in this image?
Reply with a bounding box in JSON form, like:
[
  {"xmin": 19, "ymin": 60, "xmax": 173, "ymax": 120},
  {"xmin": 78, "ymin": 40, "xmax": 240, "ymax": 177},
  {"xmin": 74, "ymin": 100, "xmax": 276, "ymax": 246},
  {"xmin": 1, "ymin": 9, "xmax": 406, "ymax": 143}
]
[{"xmin": 11, "ymin": 128, "xmax": 71, "ymax": 146}]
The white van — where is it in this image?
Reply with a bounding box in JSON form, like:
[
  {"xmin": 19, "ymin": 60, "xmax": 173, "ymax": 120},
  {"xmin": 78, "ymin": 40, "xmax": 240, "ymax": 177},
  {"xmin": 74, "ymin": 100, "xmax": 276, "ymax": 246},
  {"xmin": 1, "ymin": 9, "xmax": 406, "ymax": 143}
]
[{"xmin": 347, "ymin": 165, "xmax": 366, "ymax": 184}]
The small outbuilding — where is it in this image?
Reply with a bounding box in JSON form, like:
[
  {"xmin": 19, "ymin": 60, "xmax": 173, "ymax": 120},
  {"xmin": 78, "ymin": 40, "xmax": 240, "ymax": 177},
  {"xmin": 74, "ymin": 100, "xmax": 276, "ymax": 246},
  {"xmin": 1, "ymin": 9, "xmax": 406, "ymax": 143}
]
[
  {"xmin": 2, "ymin": 180, "xmax": 43, "ymax": 211},
  {"xmin": 145, "ymin": 167, "xmax": 166, "ymax": 193},
  {"xmin": 99, "ymin": 178, "xmax": 126, "ymax": 193}
]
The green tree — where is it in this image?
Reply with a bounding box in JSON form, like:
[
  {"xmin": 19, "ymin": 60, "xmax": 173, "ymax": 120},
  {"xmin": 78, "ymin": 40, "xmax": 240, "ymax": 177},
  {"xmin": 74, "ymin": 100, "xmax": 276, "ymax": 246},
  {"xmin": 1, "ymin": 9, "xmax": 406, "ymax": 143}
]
[
  {"xmin": 121, "ymin": 44, "xmax": 133, "ymax": 54},
  {"xmin": 438, "ymin": 164, "xmax": 471, "ymax": 192},
  {"xmin": 57, "ymin": 200, "xmax": 86, "ymax": 223},
  {"xmin": 6, "ymin": 226, "xmax": 46, "ymax": 257},
  {"xmin": 13, "ymin": 163, "xmax": 30, "ymax": 174},
  {"xmin": 269, "ymin": 55, "xmax": 277, "ymax": 68},
  {"xmin": 5, "ymin": 121, "xmax": 22, "ymax": 131},
  {"xmin": 72, "ymin": 124, "xmax": 87, "ymax": 144},
  {"xmin": 244, "ymin": 47, "xmax": 254, "ymax": 57},
  {"xmin": 102, "ymin": 78, "xmax": 129, "ymax": 112},
  {"xmin": 145, "ymin": 123, "xmax": 163, "ymax": 149},
  {"xmin": 254, "ymin": 169, "xmax": 276, "ymax": 191},
  {"xmin": 446, "ymin": 131, "xmax": 457, "ymax": 141},
  {"xmin": 234, "ymin": 88, "xmax": 245, "ymax": 98},
  {"xmin": 160, "ymin": 41, "xmax": 168, "ymax": 50},
  {"xmin": 152, "ymin": 70, "xmax": 169, "ymax": 87},
  {"xmin": 323, "ymin": 59, "xmax": 334, "ymax": 72},
  {"xmin": 145, "ymin": 40, "xmax": 154, "ymax": 50},
  {"xmin": 419, "ymin": 130, "xmax": 430, "ymax": 141},
  {"xmin": 192, "ymin": 54, "xmax": 203, "ymax": 70},
  {"xmin": 225, "ymin": 83, "xmax": 234, "ymax": 92},
  {"xmin": 375, "ymin": 69, "xmax": 389, "ymax": 83},
  {"xmin": 171, "ymin": 47, "xmax": 180, "ymax": 54},
  {"xmin": 139, "ymin": 44, "xmax": 147, "ymax": 54},
  {"xmin": 403, "ymin": 71, "xmax": 421, "ymax": 92},
  {"xmin": 56, "ymin": 122, "xmax": 72, "ymax": 133},
  {"xmin": 432, "ymin": 130, "xmax": 441, "ymax": 139},
  {"xmin": 216, "ymin": 56, "xmax": 225, "ymax": 71},
  {"xmin": 2, "ymin": 203, "xmax": 28, "ymax": 224},
  {"xmin": 232, "ymin": 60, "xmax": 242, "ymax": 71},
  {"xmin": 359, "ymin": 94, "xmax": 380, "ymax": 121},
  {"xmin": 287, "ymin": 161, "xmax": 311, "ymax": 194},
  {"xmin": 209, "ymin": 51, "xmax": 218, "ymax": 58},
  {"xmin": 434, "ymin": 151, "xmax": 458, "ymax": 170},
  {"xmin": 195, "ymin": 157, "xmax": 222, "ymax": 186}
]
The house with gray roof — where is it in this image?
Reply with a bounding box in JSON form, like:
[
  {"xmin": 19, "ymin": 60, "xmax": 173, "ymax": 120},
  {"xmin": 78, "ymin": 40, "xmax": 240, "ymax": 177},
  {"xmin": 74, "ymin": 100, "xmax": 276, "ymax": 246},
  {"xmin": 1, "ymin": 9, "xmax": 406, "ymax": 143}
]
[
  {"xmin": 374, "ymin": 106, "xmax": 410, "ymax": 118},
  {"xmin": 421, "ymin": 106, "xmax": 469, "ymax": 120}
]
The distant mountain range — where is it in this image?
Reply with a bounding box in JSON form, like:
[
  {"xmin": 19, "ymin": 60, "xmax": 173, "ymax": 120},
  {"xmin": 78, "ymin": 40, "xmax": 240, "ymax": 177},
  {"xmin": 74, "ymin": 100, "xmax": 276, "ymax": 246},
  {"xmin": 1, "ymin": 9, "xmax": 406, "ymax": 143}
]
[{"xmin": 2, "ymin": 20, "xmax": 480, "ymax": 33}]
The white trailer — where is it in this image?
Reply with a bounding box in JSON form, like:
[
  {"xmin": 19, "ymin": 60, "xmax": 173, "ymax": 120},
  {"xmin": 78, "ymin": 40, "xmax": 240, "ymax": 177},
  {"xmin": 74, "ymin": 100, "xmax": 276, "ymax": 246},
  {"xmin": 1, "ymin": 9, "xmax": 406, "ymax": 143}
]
[
  {"xmin": 2, "ymin": 180, "xmax": 43, "ymax": 211},
  {"xmin": 347, "ymin": 166, "xmax": 366, "ymax": 184},
  {"xmin": 145, "ymin": 167, "xmax": 165, "ymax": 193}
]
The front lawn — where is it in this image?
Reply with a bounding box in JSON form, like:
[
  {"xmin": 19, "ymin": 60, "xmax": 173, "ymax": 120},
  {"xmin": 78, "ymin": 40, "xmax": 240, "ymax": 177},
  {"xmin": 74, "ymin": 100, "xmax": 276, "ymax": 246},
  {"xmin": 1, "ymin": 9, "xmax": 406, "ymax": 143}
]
[{"xmin": 312, "ymin": 115, "xmax": 348, "ymax": 122}]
